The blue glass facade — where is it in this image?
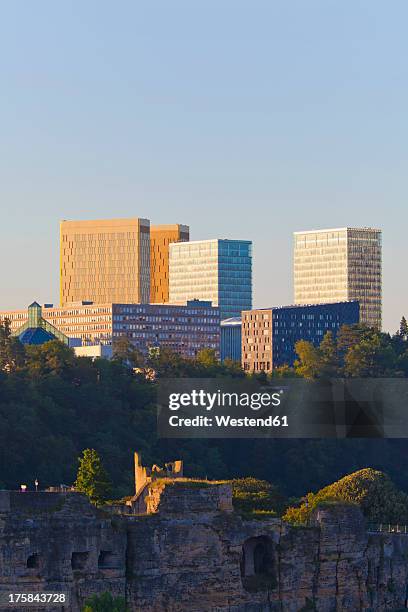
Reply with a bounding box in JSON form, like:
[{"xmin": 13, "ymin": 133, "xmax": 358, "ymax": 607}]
[
  {"xmin": 218, "ymin": 240, "xmax": 252, "ymax": 319},
  {"xmin": 220, "ymin": 317, "xmax": 242, "ymax": 362},
  {"xmin": 272, "ymin": 301, "xmax": 360, "ymax": 367}
]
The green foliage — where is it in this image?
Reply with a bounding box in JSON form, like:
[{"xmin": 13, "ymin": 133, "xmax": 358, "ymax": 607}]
[
  {"xmin": 294, "ymin": 340, "xmax": 324, "ymax": 379},
  {"xmin": 112, "ymin": 337, "xmax": 145, "ymax": 369},
  {"xmin": 283, "ymin": 468, "xmax": 408, "ymax": 525},
  {"xmin": 3, "ymin": 333, "xmax": 408, "ymax": 508},
  {"xmin": 75, "ymin": 449, "xmax": 112, "ymax": 506},
  {"xmin": 82, "ymin": 591, "xmax": 127, "ymax": 612},
  {"xmin": 230, "ymin": 477, "xmax": 287, "ymax": 517},
  {"xmin": 294, "ymin": 324, "xmax": 406, "ymax": 378},
  {"xmin": 25, "ymin": 341, "xmax": 76, "ymax": 377},
  {"xmin": 0, "ymin": 319, "xmax": 26, "ymax": 372},
  {"xmin": 399, "ymin": 317, "xmax": 408, "ymax": 340}
]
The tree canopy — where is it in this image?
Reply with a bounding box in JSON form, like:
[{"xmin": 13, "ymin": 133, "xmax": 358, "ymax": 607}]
[{"xmin": 2, "ymin": 322, "xmax": 408, "ymax": 503}]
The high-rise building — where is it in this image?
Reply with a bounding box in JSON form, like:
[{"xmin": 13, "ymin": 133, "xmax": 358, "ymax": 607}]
[
  {"xmin": 60, "ymin": 218, "xmax": 150, "ymax": 306},
  {"xmin": 169, "ymin": 239, "xmax": 252, "ymax": 320},
  {"xmin": 150, "ymin": 224, "xmax": 189, "ymax": 303},
  {"xmin": 294, "ymin": 227, "xmax": 382, "ymax": 329},
  {"xmin": 242, "ymin": 301, "xmax": 360, "ymax": 373}
]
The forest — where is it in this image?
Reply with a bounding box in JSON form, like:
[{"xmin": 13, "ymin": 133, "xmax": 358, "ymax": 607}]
[{"xmin": 1, "ymin": 318, "xmax": 408, "ymax": 499}]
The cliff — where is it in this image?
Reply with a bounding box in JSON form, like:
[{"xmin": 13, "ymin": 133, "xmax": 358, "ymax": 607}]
[{"xmin": 1, "ymin": 486, "xmax": 408, "ymax": 611}]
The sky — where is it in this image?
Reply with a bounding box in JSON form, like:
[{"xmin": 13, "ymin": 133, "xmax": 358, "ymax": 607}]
[{"xmin": 0, "ymin": 1, "xmax": 407, "ymax": 332}]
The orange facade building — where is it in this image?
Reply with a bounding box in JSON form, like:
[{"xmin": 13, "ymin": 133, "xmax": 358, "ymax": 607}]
[
  {"xmin": 60, "ymin": 218, "xmax": 150, "ymax": 307},
  {"xmin": 150, "ymin": 224, "xmax": 189, "ymax": 303}
]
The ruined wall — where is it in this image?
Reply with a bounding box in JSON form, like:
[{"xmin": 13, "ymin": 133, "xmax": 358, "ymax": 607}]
[
  {"xmin": 0, "ymin": 492, "xmax": 126, "ymax": 611},
  {"xmin": 126, "ymin": 484, "xmax": 408, "ymax": 612},
  {"xmin": 1, "ymin": 487, "xmax": 408, "ymax": 611}
]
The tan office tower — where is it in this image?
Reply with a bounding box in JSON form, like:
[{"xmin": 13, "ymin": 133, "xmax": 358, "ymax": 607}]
[
  {"xmin": 60, "ymin": 218, "xmax": 150, "ymax": 306},
  {"xmin": 294, "ymin": 227, "xmax": 382, "ymax": 329},
  {"xmin": 150, "ymin": 224, "xmax": 189, "ymax": 303}
]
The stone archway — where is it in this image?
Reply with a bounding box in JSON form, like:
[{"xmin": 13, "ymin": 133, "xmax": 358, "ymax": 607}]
[{"xmin": 240, "ymin": 535, "xmax": 277, "ymax": 592}]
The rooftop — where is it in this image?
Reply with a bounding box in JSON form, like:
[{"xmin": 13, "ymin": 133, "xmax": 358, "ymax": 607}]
[
  {"xmin": 243, "ymin": 300, "xmax": 359, "ymax": 313},
  {"xmin": 169, "ymin": 238, "xmax": 252, "ymax": 246},
  {"xmin": 221, "ymin": 317, "xmax": 242, "ymax": 326},
  {"xmin": 294, "ymin": 227, "xmax": 381, "ymax": 235}
]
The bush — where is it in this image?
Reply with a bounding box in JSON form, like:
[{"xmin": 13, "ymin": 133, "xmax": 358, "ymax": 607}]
[
  {"xmin": 283, "ymin": 468, "xmax": 408, "ymax": 525},
  {"xmin": 82, "ymin": 591, "xmax": 127, "ymax": 612},
  {"xmin": 230, "ymin": 477, "xmax": 287, "ymax": 517}
]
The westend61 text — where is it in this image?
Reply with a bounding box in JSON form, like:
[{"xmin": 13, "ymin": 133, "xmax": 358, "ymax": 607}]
[{"xmin": 168, "ymin": 414, "xmax": 288, "ymax": 428}]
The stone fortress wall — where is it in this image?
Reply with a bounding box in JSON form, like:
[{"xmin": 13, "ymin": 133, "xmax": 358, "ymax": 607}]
[{"xmin": 1, "ymin": 481, "xmax": 408, "ymax": 611}]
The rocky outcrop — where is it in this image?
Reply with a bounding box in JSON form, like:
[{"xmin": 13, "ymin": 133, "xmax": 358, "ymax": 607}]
[
  {"xmin": 126, "ymin": 486, "xmax": 408, "ymax": 611},
  {"xmin": 0, "ymin": 491, "xmax": 126, "ymax": 611},
  {"xmin": 1, "ymin": 486, "xmax": 408, "ymax": 611}
]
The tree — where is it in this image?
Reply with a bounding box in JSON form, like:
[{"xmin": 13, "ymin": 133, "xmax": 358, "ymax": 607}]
[
  {"xmin": 82, "ymin": 592, "xmax": 127, "ymax": 612},
  {"xmin": 0, "ymin": 319, "xmax": 26, "ymax": 372},
  {"xmin": 336, "ymin": 324, "xmax": 367, "ymax": 358},
  {"xmin": 196, "ymin": 348, "xmax": 218, "ymax": 369},
  {"xmin": 344, "ymin": 332, "xmax": 397, "ymax": 377},
  {"xmin": 25, "ymin": 341, "xmax": 76, "ymax": 377},
  {"xmin": 294, "ymin": 340, "xmax": 323, "ymax": 379},
  {"xmin": 319, "ymin": 331, "xmax": 340, "ymax": 378},
  {"xmin": 399, "ymin": 316, "xmax": 408, "ymax": 340},
  {"xmin": 75, "ymin": 449, "xmax": 111, "ymax": 506},
  {"xmin": 112, "ymin": 337, "xmax": 145, "ymax": 369}
]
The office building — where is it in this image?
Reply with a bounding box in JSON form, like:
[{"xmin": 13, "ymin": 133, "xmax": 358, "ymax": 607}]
[
  {"xmin": 150, "ymin": 224, "xmax": 189, "ymax": 303},
  {"xmin": 1, "ymin": 300, "xmax": 220, "ymax": 359},
  {"xmin": 220, "ymin": 317, "xmax": 242, "ymax": 362},
  {"xmin": 242, "ymin": 301, "xmax": 360, "ymax": 373},
  {"xmin": 60, "ymin": 218, "xmax": 150, "ymax": 306},
  {"xmin": 294, "ymin": 227, "xmax": 382, "ymax": 329},
  {"xmin": 169, "ymin": 239, "xmax": 252, "ymax": 320}
]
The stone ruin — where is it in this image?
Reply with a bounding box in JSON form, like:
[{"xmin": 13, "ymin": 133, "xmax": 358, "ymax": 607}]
[
  {"xmin": 128, "ymin": 452, "xmax": 184, "ymax": 514},
  {"xmin": 1, "ymin": 456, "xmax": 408, "ymax": 611}
]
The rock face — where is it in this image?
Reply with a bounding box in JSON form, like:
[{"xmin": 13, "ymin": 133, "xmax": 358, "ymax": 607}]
[
  {"xmin": 0, "ymin": 491, "xmax": 126, "ymax": 611},
  {"xmin": 1, "ymin": 486, "xmax": 408, "ymax": 611}
]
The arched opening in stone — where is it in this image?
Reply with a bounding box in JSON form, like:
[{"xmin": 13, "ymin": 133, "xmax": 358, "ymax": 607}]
[
  {"xmin": 71, "ymin": 551, "xmax": 89, "ymax": 570},
  {"xmin": 240, "ymin": 536, "xmax": 276, "ymax": 592},
  {"xmin": 27, "ymin": 553, "xmax": 39, "ymax": 569},
  {"xmin": 98, "ymin": 550, "xmax": 117, "ymax": 569}
]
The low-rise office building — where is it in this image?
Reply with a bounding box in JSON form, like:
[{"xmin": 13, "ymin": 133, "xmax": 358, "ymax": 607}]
[
  {"xmin": 220, "ymin": 317, "xmax": 242, "ymax": 362},
  {"xmin": 242, "ymin": 301, "xmax": 359, "ymax": 373},
  {"xmin": 1, "ymin": 300, "xmax": 220, "ymax": 359}
]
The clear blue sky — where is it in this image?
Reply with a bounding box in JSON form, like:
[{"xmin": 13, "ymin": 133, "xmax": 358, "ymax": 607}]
[{"xmin": 0, "ymin": 1, "xmax": 406, "ymax": 332}]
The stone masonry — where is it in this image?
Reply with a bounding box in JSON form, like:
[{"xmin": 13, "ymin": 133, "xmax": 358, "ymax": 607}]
[{"xmin": 1, "ymin": 485, "xmax": 408, "ymax": 611}]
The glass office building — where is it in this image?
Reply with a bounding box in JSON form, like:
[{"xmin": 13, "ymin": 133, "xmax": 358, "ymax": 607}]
[
  {"xmin": 294, "ymin": 227, "xmax": 382, "ymax": 329},
  {"xmin": 242, "ymin": 301, "xmax": 360, "ymax": 373},
  {"xmin": 169, "ymin": 239, "xmax": 252, "ymax": 320},
  {"xmin": 220, "ymin": 317, "xmax": 242, "ymax": 362}
]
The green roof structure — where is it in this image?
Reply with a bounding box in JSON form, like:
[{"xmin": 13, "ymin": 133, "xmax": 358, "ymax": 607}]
[{"xmin": 13, "ymin": 302, "xmax": 69, "ymax": 346}]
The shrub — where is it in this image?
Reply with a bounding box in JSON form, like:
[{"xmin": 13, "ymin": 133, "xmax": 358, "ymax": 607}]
[
  {"xmin": 230, "ymin": 477, "xmax": 287, "ymax": 517},
  {"xmin": 283, "ymin": 468, "xmax": 408, "ymax": 525}
]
